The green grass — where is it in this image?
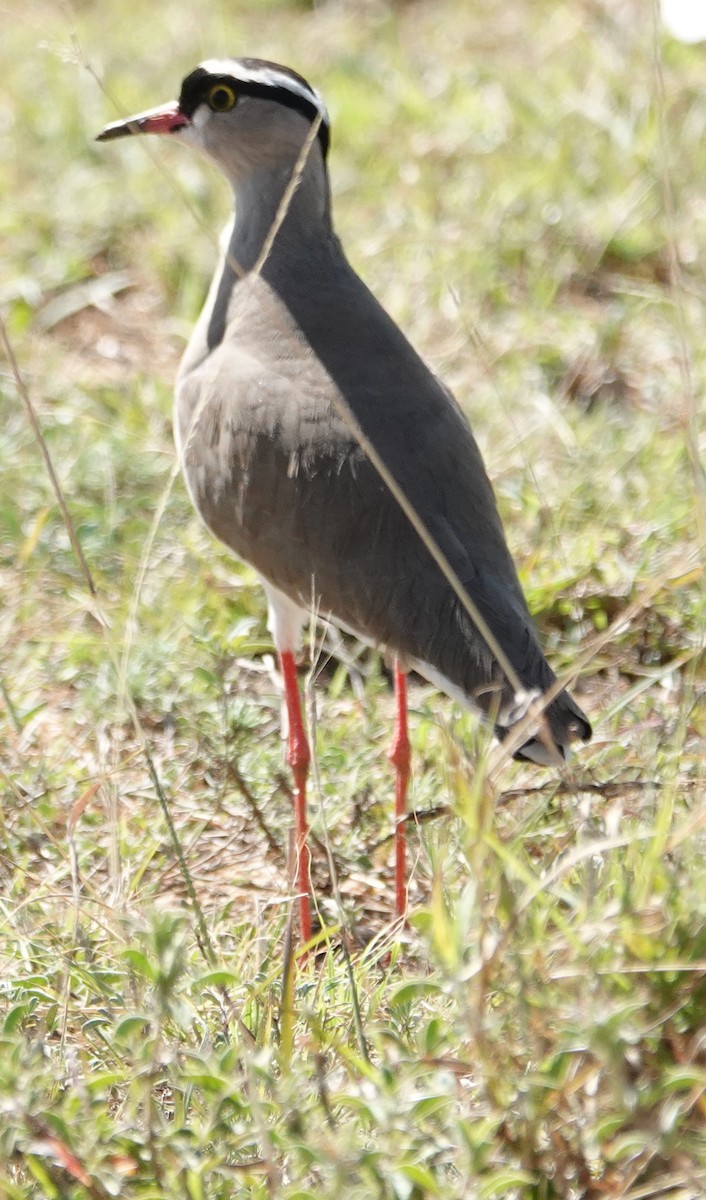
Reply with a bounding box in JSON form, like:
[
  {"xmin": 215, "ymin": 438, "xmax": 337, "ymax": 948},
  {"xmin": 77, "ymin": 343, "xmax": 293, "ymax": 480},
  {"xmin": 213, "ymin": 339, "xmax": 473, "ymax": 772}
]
[{"xmin": 2, "ymin": 0, "xmax": 706, "ymax": 1195}]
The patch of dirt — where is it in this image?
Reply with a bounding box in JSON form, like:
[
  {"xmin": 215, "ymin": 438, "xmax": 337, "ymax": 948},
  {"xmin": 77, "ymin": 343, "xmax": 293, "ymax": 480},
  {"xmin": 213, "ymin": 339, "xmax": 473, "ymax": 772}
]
[{"xmin": 40, "ymin": 274, "xmax": 183, "ymax": 388}]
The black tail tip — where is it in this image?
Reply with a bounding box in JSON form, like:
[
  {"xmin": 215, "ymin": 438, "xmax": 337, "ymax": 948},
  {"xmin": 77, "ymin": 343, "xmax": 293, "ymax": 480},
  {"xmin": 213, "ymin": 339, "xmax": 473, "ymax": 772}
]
[{"xmin": 500, "ymin": 707, "xmax": 592, "ymax": 767}]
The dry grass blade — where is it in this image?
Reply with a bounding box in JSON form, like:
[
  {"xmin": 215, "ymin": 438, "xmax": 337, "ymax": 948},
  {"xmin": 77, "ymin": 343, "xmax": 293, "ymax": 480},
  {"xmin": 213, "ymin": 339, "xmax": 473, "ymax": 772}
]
[
  {"xmin": 652, "ymin": 0, "xmax": 706, "ymax": 553},
  {"xmin": 0, "ymin": 311, "xmax": 214, "ymax": 965},
  {"xmin": 0, "ymin": 312, "xmax": 95, "ymax": 595}
]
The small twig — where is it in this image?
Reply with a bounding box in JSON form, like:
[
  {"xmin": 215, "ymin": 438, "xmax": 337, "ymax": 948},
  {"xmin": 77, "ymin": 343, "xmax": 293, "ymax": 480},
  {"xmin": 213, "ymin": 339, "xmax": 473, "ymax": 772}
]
[
  {"xmin": 278, "ymin": 902, "xmax": 296, "ymax": 1065},
  {"xmin": 79, "ymin": 45, "xmax": 235, "ymax": 277},
  {"xmin": 225, "ymin": 760, "xmax": 284, "ymax": 861},
  {"xmin": 142, "ymin": 746, "xmax": 215, "ymax": 965},
  {"xmin": 0, "ymin": 313, "xmax": 95, "ymax": 595},
  {"xmin": 0, "ymin": 677, "xmax": 23, "ymax": 734},
  {"xmin": 367, "ymin": 776, "xmax": 696, "ymax": 849},
  {"xmin": 315, "ymin": 1052, "xmax": 337, "ymax": 1129},
  {"xmin": 500, "ymin": 777, "xmax": 669, "ymax": 801}
]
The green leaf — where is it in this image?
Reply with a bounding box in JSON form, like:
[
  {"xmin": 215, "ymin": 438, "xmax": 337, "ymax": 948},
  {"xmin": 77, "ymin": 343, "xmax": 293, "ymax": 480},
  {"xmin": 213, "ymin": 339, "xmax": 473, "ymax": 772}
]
[
  {"xmin": 410, "ymin": 1094, "xmax": 451, "ymax": 1121},
  {"xmin": 399, "ymin": 1163, "xmax": 442, "ymax": 1191},
  {"xmin": 390, "ymin": 980, "xmax": 444, "ymax": 1009},
  {"xmin": 478, "ymin": 1169, "xmax": 537, "ymax": 1198},
  {"xmin": 25, "ymin": 1158, "xmax": 61, "ymax": 1198},
  {"xmin": 3, "ymin": 1004, "xmax": 30, "ymax": 1034},
  {"xmin": 194, "ymin": 969, "xmax": 241, "ymax": 988},
  {"xmin": 113, "ymin": 1014, "xmax": 152, "ymax": 1040}
]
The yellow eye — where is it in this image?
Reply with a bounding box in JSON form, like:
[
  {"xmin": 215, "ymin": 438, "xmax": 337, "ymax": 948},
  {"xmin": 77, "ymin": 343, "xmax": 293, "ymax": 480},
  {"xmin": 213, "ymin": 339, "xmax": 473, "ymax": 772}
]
[{"xmin": 207, "ymin": 84, "xmax": 237, "ymax": 113}]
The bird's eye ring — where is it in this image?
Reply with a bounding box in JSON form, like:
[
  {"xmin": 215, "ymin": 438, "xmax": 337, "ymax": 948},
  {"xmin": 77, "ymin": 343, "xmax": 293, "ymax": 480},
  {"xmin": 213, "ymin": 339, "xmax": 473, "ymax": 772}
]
[{"xmin": 207, "ymin": 84, "xmax": 237, "ymax": 113}]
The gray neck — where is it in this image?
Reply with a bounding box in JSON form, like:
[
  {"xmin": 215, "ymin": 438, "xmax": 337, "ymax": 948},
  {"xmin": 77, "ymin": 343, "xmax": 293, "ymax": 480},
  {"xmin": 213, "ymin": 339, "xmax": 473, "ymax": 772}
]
[
  {"xmin": 232, "ymin": 151, "xmax": 332, "ymax": 272},
  {"xmin": 206, "ymin": 151, "xmax": 332, "ymax": 349}
]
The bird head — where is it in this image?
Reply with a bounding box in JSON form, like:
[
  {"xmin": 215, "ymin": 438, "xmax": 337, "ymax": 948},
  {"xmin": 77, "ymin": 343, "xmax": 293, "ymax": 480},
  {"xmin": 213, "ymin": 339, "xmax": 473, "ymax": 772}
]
[{"xmin": 96, "ymin": 58, "xmax": 330, "ymax": 183}]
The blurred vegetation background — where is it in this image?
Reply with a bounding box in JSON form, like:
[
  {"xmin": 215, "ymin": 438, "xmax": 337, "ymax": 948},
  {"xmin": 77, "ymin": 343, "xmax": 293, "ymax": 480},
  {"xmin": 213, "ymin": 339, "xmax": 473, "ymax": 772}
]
[{"xmin": 1, "ymin": 0, "xmax": 706, "ymax": 1196}]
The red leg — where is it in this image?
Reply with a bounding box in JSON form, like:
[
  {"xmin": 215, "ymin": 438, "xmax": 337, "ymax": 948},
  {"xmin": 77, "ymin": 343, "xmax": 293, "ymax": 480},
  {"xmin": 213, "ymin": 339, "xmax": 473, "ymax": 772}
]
[
  {"xmin": 388, "ymin": 661, "xmax": 411, "ymax": 918},
  {"xmin": 279, "ymin": 649, "xmax": 312, "ymax": 943}
]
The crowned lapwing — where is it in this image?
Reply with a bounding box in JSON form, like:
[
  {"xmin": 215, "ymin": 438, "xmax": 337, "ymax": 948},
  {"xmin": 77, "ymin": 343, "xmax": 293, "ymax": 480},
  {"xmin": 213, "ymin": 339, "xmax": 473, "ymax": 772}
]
[{"xmin": 98, "ymin": 59, "xmax": 591, "ymax": 943}]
